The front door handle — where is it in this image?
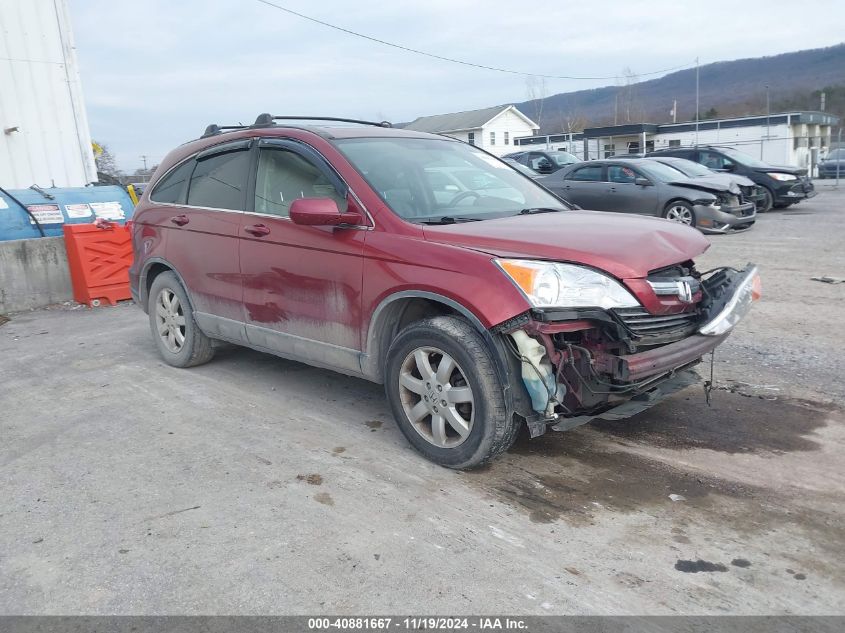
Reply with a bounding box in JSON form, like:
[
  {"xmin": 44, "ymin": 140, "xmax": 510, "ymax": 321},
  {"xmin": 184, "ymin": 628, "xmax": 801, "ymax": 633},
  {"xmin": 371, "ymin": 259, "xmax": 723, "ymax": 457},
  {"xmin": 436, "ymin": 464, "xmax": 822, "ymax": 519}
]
[
  {"xmin": 170, "ymin": 215, "xmax": 189, "ymax": 226},
  {"xmin": 244, "ymin": 223, "xmax": 271, "ymax": 237}
]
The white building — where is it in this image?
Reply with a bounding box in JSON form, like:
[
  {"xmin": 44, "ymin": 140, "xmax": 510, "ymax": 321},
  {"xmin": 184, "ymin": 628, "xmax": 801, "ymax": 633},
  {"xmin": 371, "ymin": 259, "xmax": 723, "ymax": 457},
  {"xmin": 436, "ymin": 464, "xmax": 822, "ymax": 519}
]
[
  {"xmin": 402, "ymin": 105, "xmax": 539, "ymax": 156},
  {"xmin": 0, "ymin": 0, "xmax": 97, "ymax": 188},
  {"xmin": 515, "ymin": 111, "xmax": 840, "ymax": 173}
]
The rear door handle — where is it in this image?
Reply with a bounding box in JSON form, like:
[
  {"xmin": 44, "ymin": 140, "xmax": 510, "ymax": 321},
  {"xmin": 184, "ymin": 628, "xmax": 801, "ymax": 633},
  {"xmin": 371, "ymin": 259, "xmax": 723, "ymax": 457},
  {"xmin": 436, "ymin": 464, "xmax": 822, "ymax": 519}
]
[
  {"xmin": 170, "ymin": 215, "xmax": 189, "ymax": 226},
  {"xmin": 244, "ymin": 223, "xmax": 271, "ymax": 237}
]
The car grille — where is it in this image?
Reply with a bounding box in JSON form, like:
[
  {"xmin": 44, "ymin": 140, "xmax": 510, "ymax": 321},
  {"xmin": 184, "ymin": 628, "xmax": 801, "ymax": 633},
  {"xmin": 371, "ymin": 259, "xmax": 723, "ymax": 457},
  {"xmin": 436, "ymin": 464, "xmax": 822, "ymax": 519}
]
[
  {"xmin": 613, "ymin": 307, "xmax": 700, "ymax": 341},
  {"xmin": 740, "ymin": 185, "xmax": 763, "ymax": 202}
]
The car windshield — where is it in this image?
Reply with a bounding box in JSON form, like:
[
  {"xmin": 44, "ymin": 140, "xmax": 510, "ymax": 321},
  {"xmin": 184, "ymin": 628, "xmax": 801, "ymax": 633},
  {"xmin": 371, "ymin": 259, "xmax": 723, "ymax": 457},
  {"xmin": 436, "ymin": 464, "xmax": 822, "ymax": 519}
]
[
  {"xmin": 660, "ymin": 159, "xmax": 712, "ymax": 177},
  {"xmin": 334, "ymin": 137, "xmax": 568, "ymax": 222},
  {"xmin": 549, "ymin": 151, "xmax": 579, "ymax": 166},
  {"xmin": 718, "ymin": 147, "xmax": 770, "ymax": 168},
  {"xmin": 638, "ymin": 161, "xmax": 693, "ymax": 183},
  {"xmin": 827, "ymin": 149, "xmax": 845, "ymax": 159}
]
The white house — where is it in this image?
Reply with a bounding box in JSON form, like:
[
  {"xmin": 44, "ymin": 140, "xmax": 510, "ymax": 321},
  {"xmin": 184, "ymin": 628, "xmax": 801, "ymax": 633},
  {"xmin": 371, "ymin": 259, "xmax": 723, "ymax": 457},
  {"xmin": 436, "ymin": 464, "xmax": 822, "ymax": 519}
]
[
  {"xmin": 402, "ymin": 105, "xmax": 539, "ymax": 156},
  {"xmin": 514, "ymin": 111, "xmax": 840, "ymax": 174}
]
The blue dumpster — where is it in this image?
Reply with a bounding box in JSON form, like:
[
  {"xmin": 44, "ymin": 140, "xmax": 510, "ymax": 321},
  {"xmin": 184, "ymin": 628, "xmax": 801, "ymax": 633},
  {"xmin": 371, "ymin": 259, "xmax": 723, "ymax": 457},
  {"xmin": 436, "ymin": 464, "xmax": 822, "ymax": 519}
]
[{"xmin": 0, "ymin": 186, "xmax": 135, "ymax": 242}]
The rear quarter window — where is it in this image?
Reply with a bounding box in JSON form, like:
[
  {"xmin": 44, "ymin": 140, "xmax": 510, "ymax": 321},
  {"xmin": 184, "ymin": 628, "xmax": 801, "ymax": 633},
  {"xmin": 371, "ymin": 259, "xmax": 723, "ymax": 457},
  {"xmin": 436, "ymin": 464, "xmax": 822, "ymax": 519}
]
[{"xmin": 149, "ymin": 161, "xmax": 194, "ymax": 204}]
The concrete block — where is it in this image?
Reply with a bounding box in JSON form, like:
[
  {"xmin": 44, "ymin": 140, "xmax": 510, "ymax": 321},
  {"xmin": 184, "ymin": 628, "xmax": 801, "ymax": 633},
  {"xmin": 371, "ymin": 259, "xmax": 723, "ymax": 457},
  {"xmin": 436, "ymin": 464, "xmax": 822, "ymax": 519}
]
[{"xmin": 0, "ymin": 237, "xmax": 73, "ymax": 313}]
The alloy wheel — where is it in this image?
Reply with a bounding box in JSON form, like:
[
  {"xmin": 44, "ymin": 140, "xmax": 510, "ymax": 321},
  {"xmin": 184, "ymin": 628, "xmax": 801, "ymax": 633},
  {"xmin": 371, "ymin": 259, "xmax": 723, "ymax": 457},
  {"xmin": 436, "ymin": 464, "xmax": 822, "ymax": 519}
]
[
  {"xmin": 398, "ymin": 346, "xmax": 474, "ymax": 448},
  {"xmin": 665, "ymin": 205, "xmax": 694, "ymax": 225},
  {"xmin": 154, "ymin": 288, "xmax": 186, "ymax": 353}
]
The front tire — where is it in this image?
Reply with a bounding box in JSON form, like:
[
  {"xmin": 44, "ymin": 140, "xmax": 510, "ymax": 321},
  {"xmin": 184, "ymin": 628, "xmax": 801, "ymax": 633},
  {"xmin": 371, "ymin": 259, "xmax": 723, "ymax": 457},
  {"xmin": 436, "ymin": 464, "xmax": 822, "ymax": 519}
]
[
  {"xmin": 148, "ymin": 271, "xmax": 214, "ymax": 368},
  {"xmin": 663, "ymin": 201, "xmax": 696, "ymax": 227},
  {"xmin": 384, "ymin": 316, "xmax": 518, "ymax": 469},
  {"xmin": 758, "ymin": 187, "xmax": 774, "ymax": 213}
]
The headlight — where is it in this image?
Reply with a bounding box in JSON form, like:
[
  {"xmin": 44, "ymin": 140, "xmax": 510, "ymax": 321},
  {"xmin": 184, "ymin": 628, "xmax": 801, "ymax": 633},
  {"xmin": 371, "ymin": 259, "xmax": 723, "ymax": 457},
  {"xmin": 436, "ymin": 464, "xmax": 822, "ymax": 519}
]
[
  {"xmin": 496, "ymin": 259, "xmax": 639, "ymax": 309},
  {"xmin": 766, "ymin": 172, "xmax": 798, "ymax": 181}
]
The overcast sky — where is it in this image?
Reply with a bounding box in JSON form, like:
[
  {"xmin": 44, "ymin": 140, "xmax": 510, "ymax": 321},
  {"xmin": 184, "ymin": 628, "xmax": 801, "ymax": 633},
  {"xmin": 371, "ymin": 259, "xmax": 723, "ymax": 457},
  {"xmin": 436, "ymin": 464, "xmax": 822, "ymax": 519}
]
[{"xmin": 69, "ymin": 0, "xmax": 845, "ymax": 172}]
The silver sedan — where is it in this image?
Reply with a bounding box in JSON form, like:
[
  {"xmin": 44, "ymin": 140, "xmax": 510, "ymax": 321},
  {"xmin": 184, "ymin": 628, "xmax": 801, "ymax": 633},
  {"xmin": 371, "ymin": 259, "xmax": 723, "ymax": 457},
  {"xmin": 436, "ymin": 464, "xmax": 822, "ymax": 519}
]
[{"xmin": 539, "ymin": 158, "xmax": 756, "ymax": 234}]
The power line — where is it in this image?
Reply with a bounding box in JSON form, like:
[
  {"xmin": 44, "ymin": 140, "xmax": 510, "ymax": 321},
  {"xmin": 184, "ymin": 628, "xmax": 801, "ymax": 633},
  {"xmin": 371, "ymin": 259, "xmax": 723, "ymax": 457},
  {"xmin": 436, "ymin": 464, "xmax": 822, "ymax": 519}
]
[{"xmin": 253, "ymin": 0, "xmax": 696, "ymax": 81}]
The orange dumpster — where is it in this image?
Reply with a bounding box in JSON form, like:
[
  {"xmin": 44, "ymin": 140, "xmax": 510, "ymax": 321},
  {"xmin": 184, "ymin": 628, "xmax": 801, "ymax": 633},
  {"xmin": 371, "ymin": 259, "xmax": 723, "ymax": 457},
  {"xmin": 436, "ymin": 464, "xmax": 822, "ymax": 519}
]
[{"xmin": 63, "ymin": 219, "xmax": 133, "ymax": 307}]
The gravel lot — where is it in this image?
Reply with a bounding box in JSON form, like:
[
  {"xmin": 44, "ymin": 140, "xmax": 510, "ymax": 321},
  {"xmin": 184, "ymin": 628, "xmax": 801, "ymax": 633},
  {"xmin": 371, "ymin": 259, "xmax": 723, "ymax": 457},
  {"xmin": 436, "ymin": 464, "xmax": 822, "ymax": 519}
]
[{"xmin": 1, "ymin": 184, "xmax": 843, "ymax": 615}]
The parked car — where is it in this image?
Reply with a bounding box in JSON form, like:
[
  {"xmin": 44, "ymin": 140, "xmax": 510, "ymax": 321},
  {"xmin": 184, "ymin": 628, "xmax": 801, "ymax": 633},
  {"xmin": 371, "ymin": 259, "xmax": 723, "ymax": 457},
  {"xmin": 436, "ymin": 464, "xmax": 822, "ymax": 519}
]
[
  {"xmin": 818, "ymin": 149, "xmax": 845, "ymax": 179},
  {"xmin": 503, "ymin": 150, "xmax": 579, "ymax": 174},
  {"xmin": 129, "ymin": 115, "xmax": 759, "ymax": 469},
  {"xmin": 503, "ymin": 158, "xmax": 541, "ymax": 178},
  {"xmin": 639, "ymin": 156, "xmax": 765, "ymax": 209},
  {"xmin": 647, "ymin": 145, "xmax": 815, "ymax": 212},
  {"xmin": 539, "ymin": 158, "xmax": 757, "ymax": 233}
]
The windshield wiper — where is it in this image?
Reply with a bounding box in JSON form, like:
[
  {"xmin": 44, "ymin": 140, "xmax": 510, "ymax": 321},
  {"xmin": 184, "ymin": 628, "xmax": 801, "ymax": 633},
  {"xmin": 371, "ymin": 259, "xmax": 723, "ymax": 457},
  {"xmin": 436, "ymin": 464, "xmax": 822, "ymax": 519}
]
[
  {"xmin": 418, "ymin": 216, "xmax": 483, "ymax": 225},
  {"xmin": 516, "ymin": 207, "xmax": 566, "ymax": 215}
]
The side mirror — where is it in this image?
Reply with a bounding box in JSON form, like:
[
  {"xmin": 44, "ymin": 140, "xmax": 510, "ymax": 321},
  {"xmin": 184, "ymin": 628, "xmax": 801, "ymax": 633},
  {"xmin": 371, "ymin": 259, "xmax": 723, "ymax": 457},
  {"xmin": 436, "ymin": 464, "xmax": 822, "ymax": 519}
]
[
  {"xmin": 289, "ymin": 197, "xmax": 363, "ymax": 227},
  {"xmin": 723, "ymin": 163, "xmax": 736, "ymax": 172},
  {"xmin": 634, "ymin": 177, "xmax": 653, "ymax": 186}
]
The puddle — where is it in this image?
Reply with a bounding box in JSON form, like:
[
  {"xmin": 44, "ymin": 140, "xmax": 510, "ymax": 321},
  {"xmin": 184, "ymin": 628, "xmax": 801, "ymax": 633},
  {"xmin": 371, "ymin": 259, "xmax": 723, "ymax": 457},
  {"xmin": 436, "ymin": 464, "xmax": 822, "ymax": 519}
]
[
  {"xmin": 675, "ymin": 559, "xmax": 728, "ymax": 573},
  {"xmin": 470, "ymin": 429, "xmax": 751, "ymax": 525},
  {"xmin": 590, "ymin": 390, "xmax": 834, "ymax": 454},
  {"xmin": 461, "ymin": 392, "xmax": 845, "ymax": 562}
]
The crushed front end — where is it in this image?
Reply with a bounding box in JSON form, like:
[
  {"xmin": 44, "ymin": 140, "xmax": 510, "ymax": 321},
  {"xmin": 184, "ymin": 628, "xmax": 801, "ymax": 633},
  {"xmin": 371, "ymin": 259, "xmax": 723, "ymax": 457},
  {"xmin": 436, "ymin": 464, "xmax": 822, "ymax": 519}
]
[{"xmin": 494, "ymin": 260, "xmax": 761, "ymax": 436}]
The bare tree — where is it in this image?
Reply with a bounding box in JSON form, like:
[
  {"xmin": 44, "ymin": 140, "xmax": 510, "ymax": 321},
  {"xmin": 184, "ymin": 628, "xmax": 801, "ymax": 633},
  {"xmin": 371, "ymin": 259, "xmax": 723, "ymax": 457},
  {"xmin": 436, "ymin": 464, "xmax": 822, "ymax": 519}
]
[{"xmin": 93, "ymin": 141, "xmax": 123, "ymax": 180}]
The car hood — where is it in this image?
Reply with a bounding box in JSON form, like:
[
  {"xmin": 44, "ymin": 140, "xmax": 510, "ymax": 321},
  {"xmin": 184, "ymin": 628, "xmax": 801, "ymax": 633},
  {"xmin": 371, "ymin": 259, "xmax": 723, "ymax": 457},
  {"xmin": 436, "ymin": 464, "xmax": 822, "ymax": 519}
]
[
  {"xmin": 755, "ymin": 165, "xmax": 807, "ymax": 176},
  {"xmin": 422, "ymin": 210, "xmax": 710, "ymax": 279},
  {"xmin": 669, "ymin": 177, "xmax": 739, "ymax": 194}
]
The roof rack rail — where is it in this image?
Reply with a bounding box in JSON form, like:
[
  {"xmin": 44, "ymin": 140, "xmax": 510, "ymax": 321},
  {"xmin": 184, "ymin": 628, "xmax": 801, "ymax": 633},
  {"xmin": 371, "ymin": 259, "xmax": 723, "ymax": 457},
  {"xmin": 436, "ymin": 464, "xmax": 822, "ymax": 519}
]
[
  {"xmin": 252, "ymin": 113, "xmax": 392, "ymax": 128},
  {"xmin": 201, "ymin": 124, "xmax": 248, "ymax": 138}
]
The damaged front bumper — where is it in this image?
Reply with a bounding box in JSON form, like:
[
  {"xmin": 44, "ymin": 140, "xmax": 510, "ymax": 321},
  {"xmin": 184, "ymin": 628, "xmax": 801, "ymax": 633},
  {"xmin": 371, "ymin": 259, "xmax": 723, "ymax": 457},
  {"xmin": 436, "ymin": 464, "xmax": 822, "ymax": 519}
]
[
  {"xmin": 500, "ymin": 264, "xmax": 760, "ymax": 436},
  {"xmin": 694, "ymin": 202, "xmax": 757, "ymax": 234}
]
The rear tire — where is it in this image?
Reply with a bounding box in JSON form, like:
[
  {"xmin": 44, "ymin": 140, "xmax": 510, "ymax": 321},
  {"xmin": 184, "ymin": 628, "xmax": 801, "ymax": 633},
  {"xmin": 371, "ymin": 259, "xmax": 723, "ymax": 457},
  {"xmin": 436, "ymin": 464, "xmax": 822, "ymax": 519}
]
[
  {"xmin": 148, "ymin": 271, "xmax": 214, "ymax": 368},
  {"xmin": 384, "ymin": 316, "xmax": 518, "ymax": 469}
]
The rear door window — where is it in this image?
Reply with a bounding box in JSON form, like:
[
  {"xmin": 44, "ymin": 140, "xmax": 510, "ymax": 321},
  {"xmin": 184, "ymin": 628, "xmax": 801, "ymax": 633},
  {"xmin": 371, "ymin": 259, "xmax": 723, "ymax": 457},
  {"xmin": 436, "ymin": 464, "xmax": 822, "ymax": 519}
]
[
  {"xmin": 566, "ymin": 165, "xmax": 604, "ymax": 181},
  {"xmin": 187, "ymin": 146, "xmax": 251, "ymax": 210},
  {"xmin": 149, "ymin": 160, "xmax": 194, "ymax": 204}
]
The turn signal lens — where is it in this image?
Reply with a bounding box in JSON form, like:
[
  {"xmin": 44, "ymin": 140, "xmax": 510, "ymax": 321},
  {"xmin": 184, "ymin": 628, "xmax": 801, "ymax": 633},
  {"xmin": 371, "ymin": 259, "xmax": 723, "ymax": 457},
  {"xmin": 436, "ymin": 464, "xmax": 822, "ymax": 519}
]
[
  {"xmin": 751, "ymin": 273, "xmax": 762, "ymax": 301},
  {"xmin": 498, "ymin": 260, "xmax": 538, "ymax": 296}
]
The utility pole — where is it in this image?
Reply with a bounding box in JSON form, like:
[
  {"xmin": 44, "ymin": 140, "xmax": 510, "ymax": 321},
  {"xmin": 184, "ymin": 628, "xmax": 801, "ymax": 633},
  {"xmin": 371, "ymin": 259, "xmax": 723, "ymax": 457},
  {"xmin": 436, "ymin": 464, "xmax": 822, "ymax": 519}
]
[
  {"xmin": 140, "ymin": 155, "xmax": 149, "ymax": 181},
  {"xmin": 671, "ymin": 99, "xmax": 677, "ymax": 123},
  {"xmin": 837, "ymin": 127, "xmax": 842, "ymax": 187},
  {"xmin": 694, "ymin": 57, "xmax": 700, "ymax": 146},
  {"xmin": 764, "ymin": 85, "xmax": 770, "ymax": 160}
]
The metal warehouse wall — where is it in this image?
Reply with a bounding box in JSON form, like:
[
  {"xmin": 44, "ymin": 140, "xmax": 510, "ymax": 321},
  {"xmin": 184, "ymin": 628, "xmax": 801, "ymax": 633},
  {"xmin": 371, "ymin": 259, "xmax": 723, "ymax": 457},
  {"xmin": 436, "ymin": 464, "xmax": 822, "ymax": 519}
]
[{"xmin": 0, "ymin": 0, "xmax": 96, "ymax": 188}]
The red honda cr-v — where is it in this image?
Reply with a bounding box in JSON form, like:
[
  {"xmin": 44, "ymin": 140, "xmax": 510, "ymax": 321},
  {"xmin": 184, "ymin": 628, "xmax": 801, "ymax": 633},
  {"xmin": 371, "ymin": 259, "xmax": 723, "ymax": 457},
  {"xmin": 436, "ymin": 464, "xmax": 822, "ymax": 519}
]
[{"xmin": 129, "ymin": 114, "xmax": 760, "ymax": 469}]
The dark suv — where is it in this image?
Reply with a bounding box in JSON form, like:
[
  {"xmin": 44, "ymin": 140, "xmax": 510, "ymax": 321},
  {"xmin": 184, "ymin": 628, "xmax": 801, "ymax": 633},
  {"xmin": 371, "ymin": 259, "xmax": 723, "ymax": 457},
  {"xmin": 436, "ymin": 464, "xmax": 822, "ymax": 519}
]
[
  {"xmin": 503, "ymin": 150, "xmax": 579, "ymax": 174},
  {"xmin": 648, "ymin": 145, "xmax": 815, "ymax": 212},
  {"xmin": 129, "ymin": 114, "xmax": 759, "ymax": 469}
]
